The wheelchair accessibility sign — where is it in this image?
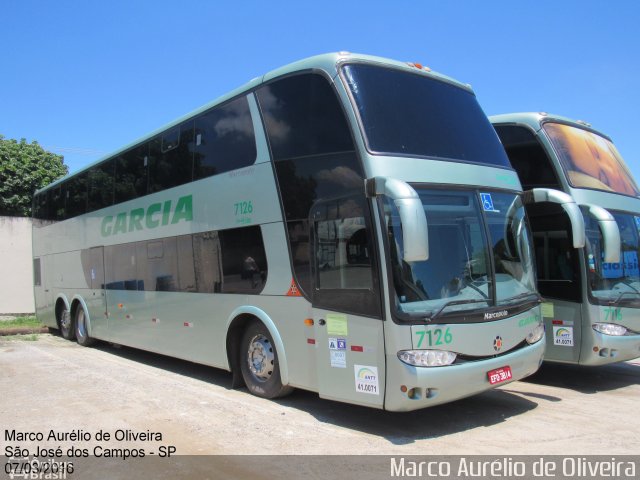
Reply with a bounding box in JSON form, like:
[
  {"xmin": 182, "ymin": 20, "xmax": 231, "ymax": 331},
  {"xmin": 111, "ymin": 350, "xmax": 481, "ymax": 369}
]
[{"xmin": 480, "ymin": 193, "xmax": 499, "ymax": 212}]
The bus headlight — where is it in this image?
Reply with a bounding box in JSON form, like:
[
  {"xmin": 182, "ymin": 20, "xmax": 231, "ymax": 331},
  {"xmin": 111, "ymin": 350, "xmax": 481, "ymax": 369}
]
[
  {"xmin": 398, "ymin": 350, "xmax": 457, "ymax": 367},
  {"xmin": 593, "ymin": 323, "xmax": 628, "ymax": 336},
  {"xmin": 525, "ymin": 324, "xmax": 545, "ymax": 344}
]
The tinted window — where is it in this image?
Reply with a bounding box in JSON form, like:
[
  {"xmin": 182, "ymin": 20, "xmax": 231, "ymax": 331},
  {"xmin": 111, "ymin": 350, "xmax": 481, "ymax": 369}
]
[
  {"xmin": 115, "ymin": 145, "xmax": 148, "ymax": 204},
  {"xmin": 527, "ymin": 203, "xmax": 581, "ymax": 302},
  {"xmin": 219, "ymin": 226, "xmax": 267, "ymax": 294},
  {"xmin": 188, "ymin": 231, "xmax": 223, "ymax": 293},
  {"xmin": 148, "ymin": 121, "xmax": 194, "ymax": 193},
  {"xmin": 311, "ymin": 195, "xmax": 381, "ymax": 317},
  {"xmin": 88, "ymin": 160, "xmax": 115, "ymax": 212},
  {"xmin": 494, "ymin": 125, "xmax": 561, "ymax": 190},
  {"xmin": 65, "ymin": 173, "xmax": 88, "ymax": 218},
  {"xmin": 543, "ymin": 122, "xmax": 640, "ymax": 197},
  {"xmin": 343, "ymin": 64, "xmax": 510, "ymax": 167},
  {"xmin": 99, "ymin": 226, "xmax": 266, "ymax": 295},
  {"xmin": 105, "ymin": 242, "xmax": 138, "ymax": 291},
  {"xmin": 194, "ymin": 96, "xmax": 256, "ymax": 179},
  {"xmin": 33, "ymin": 191, "xmax": 50, "ymax": 221},
  {"xmin": 51, "ymin": 185, "xmax": 65, "ymax": 221},
  {"xmin": 257, "ymin": 74, "xmax": 353, "ymax": 161},
  {"xmin": 257, "ymin": 74, "xmax": 364, "ymax": 298}
]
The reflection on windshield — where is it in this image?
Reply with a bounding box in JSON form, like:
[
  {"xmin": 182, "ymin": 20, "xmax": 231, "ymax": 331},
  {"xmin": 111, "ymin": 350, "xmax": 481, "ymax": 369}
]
[
  {"xmin": 586, "ymin": 210, "xmax": 640, "ymax": 304},
  {"xmin": 544, "ymin": 123, "xmax": 640, "ymax": 197},
  {"xmin": 342, "ymin": 64, "xmax": 511, "ymax": 167},
  {"xmin": 384, "ymin": 189, "xmax": 537, "ymax": 319}
]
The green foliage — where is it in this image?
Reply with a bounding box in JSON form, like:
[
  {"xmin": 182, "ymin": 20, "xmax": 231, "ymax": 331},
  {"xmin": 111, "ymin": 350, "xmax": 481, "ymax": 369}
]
[
  {"xmin": 0, "ymin": 135, "xmax": 68, "ymax": 216},
  {"xmin": 0, "ymin": 316, "xmax": 43, "ymax": 330}
]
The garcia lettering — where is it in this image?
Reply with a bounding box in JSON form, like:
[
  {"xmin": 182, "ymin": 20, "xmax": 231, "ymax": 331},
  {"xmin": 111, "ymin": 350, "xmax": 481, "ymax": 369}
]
[{"xmin": 101, "ymin": 195, "xmax": 193, "ymax": 237}]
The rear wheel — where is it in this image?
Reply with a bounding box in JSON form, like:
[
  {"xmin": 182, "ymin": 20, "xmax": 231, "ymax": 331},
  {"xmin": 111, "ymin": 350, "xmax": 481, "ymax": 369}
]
[
  {"xmin": 75, "ymin": 307, "xmax": 95, "ymax": 347},
  {"xmin": 59, "ymin": 306, "xmax": 75, "ymax": 340},
  {"xmin": 240, "ymin": 321, "xmax": 293, "ymax": 399}
]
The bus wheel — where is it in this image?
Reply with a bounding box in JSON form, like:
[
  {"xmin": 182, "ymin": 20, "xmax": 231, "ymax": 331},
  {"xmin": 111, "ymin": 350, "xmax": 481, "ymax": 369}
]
[
  {"xmin": 75, "ymin": 307, "xmax": 95, "ymax": 347},
  {"xmin": 240, "ymin": 321, "xmax": 293, "ymax": 399},
  {"xmin": 60, "ymin": 306, "xmax": 75, "ymax": 340}
]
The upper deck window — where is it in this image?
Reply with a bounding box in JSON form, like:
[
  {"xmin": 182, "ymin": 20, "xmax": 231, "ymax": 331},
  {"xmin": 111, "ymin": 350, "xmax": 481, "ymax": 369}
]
[
  {"xmin": 543, "ymin": 122, "xmax": 640, "ymax": 197},
  {"xmin": 342, "ymin": 64, "xmax": 510, "ymax": 168}
]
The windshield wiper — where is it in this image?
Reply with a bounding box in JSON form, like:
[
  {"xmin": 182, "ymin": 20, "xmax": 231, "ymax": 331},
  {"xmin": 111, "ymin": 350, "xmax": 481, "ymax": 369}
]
[
  {"xmin": 500, "ymin": 292, "xmax": 541, "ymax": 306},
  {"xmin": 428, "ymin": 298, "xmax": 489, "ymax": 321},
  {"xmin": 618, "ymin": 279, "xmax": 640, "ymax": 294},
  {"xmin": 610, "ymin": 291, "xmax": 640, "ymax": 306}
]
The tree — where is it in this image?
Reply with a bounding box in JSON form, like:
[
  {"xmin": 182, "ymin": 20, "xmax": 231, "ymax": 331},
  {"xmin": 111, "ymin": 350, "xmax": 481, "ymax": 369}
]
[{"xmin": 0, "ymin": 135, "xmax": 68, "ymax": 217}]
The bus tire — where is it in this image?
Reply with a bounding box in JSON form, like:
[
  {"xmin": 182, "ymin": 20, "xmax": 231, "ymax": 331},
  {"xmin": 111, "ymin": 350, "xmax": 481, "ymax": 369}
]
[
  {"xmin": 59, "ymin": 306, "xmax": 75, "ymax": 341},
  {"xmin": 240, "ymin": 321, "xmax": 293, "ymax": 399},
  {"xmin": 74, "ymin": 306, "xmax": 95, "ymax": 347}
]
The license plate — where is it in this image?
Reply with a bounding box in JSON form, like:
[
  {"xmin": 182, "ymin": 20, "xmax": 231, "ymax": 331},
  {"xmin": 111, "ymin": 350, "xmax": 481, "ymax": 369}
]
[{"xmin": 487, "ymin": 366, "xmax": 513, "ymax": 385}]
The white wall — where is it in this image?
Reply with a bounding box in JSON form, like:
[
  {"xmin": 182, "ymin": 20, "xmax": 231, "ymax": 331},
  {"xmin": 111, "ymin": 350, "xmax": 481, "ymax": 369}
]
[{"xmin": 0, "ymin": 216, "xmax": 34, "ymax": 314}]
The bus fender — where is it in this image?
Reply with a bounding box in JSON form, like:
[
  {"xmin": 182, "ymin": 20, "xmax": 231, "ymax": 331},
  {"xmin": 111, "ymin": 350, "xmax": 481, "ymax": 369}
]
[
  {"xmin": 71, "ymin": 295, "xmax": 91, "ymax": 336},
  {"xmin": 225, "ymin": 306, "xmax": 289, "ymax": 386}
]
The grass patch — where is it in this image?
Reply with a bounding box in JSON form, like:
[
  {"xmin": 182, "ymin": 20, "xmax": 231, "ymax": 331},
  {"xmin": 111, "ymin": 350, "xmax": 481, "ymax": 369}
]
[{"xmin": 0, "ymin": 316, "xmax": 44, "ymax": 330}]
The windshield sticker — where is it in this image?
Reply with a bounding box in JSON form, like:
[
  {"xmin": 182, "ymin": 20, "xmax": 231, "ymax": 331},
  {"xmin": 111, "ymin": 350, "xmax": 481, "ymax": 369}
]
[
  {"xmin": 480, "ymin": 193, "xmax": 499, "ymax": 212},
  {"xmin": 553, "ymin": 326, "xmax": 574, "ymax": 346},
  {"xmin": 327, "ymin": 314, "xmax": 348, "ymax": 336},
  {"xmin": 354, "ymin": 365, "xmax": 379, "ymax": 395},
  {"xmin": 541, "ymin": 303, "xmax": 554, "ymax": 318}
]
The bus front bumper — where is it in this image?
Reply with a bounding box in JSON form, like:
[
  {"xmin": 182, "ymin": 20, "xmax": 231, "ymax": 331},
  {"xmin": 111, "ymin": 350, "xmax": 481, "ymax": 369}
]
[
  {"xmin": 579, "ymin": 331, "xmax": 640, "ymax": 366},
  {"xmin": 384, "ymin": 339, "xmax": 545, "ymax": 412}
]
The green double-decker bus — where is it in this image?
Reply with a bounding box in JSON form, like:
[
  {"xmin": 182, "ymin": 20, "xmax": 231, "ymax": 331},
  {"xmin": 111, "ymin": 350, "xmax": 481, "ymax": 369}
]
[
  {"xmin": 492, "ymin": 112, "xmax": 640, "ymax": 365},
  {"xmin": 33, "ymin": 53, "xmax": 565, "ymax": 411}
]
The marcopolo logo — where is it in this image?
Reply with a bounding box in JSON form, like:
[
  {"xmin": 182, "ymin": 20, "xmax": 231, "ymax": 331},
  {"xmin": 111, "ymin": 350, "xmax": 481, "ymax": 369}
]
[
  {"xmin": 101, "ymin": 195, "xmax": 193, "ymax": 237},
  {"xmin": 484, "ymin": 310, "xmax": 509, "ymax": 321}
]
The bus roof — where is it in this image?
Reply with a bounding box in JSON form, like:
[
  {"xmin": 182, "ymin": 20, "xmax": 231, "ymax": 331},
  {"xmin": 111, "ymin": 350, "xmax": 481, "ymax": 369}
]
[
  {"xmin": 37, "ymin": 52, "xmax": 472, "ymax": 194},
  {"xmin": 489, "ymin": 112, "xmax": 613, "ymax": 142}
]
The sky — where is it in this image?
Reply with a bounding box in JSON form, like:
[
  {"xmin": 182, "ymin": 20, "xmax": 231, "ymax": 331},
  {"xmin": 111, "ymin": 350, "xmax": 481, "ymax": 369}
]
[{"xmin": 2, "ymin": 0, "xmax": 639, "ymax": 180}]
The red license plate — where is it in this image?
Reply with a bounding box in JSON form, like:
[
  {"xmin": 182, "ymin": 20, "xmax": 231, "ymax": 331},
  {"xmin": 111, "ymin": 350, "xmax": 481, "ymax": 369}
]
[{"xmin": 487, "ymin": 366, "xmax": 513, "ymax": 385}]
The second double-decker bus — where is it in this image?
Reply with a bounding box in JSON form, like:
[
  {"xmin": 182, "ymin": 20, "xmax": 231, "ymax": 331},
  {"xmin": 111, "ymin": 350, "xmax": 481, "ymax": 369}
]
[
  {"xmin": 32, "ymin": 53, "xmax": 577, "ymax": 411},
  {"xmin": 492, "ymin": 112, "xmax": 640, "ymax": 365}
]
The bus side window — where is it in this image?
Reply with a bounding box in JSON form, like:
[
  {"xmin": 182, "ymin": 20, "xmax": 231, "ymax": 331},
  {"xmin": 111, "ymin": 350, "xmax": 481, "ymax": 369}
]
[
  {"xmin": 115, "ymin": 144, "xmax": 148, "ymax": 203},
  {"xmin": 148, "ymin": 121, "xmax": 194, "ymax": 193},
  {"xmin": 88, "ymin": 159, "xmax": 115, "ymax": 212},
  {"xmin": 310, "ymin": 196, "xmax": 382, "ymax": 318},
  {"xmin": 193, "ymin": 96, "xmax": 257, "ymax": 180},
  {"xmin": 256, "ymin": 73, "xmax": 364, "ymax": 298}
]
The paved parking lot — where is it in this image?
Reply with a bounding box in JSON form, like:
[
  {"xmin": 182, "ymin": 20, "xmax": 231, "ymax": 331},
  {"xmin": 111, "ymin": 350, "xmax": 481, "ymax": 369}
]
[{"xmin": 1, "ymin": 334, "xmax": 639, "ymax": 457}]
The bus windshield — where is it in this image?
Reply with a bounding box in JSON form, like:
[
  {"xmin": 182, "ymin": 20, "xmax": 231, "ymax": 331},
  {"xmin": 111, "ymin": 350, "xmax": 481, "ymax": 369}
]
[
  {"xmin": 383, "ymin": 189, "xmax": 537, "ymax": 320},
  {"xmin": 543, "ymin": 122, "xmax": 640, "ymax": 197},
  {"xmin": 586, "ymin": 209, "xmax": 640, "ymax": 306},
  {"xmin": 342, "ymin": 64, "xmax": 511, "ymax": 168}
]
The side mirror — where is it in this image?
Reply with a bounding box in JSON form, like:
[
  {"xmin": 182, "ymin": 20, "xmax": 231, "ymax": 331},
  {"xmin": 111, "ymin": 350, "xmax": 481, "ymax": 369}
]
[
  {"xmin": 366, "ymin": 177, "xmax": 429, "ymax": 262},
  {"xmin": 581, "ymin": 204, "xmax": 621, "ymax": 263},
  {"xmin": 522, "ymin": 188, "xmax": 585, "ymax": 248}
]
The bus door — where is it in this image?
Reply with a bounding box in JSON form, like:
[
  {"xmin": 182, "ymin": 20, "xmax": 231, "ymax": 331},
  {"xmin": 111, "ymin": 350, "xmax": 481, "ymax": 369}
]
[
  {"xmin": 529, "ymin": 205, "xmax": 583, "ymax": 363},
  {"xmin": 86, "ymin": 246, "xmax": 108, "ymax": 338},
  {"xmin": 310, "ymin": 196, "xmax": 385, "ymax": 408}
]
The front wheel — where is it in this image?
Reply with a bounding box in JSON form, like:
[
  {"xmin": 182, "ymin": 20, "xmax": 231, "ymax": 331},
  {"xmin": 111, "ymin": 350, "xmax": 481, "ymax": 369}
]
[
  {"xmin": 75, "ymin": 307, "xmax": 95, "ymax": 347},
  {"xmin": 240, "ymin": 321, "xmax": 293, "ymax": 399}
]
